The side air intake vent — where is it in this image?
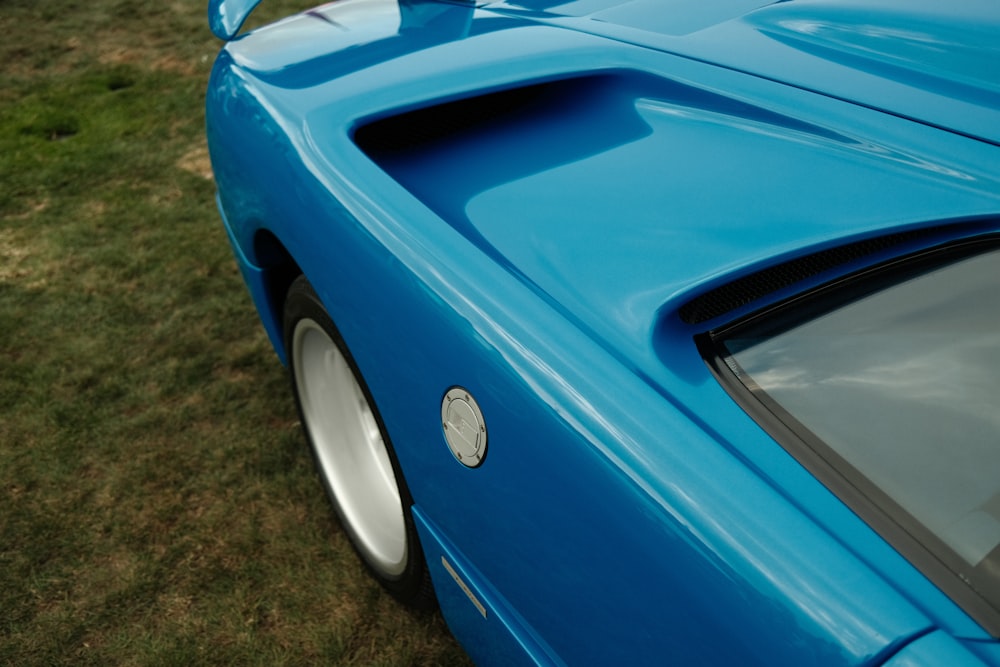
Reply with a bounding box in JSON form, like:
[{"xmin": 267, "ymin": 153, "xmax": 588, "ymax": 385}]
[
  {"xmin": 355, "ymin": 81, "xmax": 565, "ymax": 156},
  {"xmin": 679, "ymin": 227, "xmax": 945, "ymax": 325}
]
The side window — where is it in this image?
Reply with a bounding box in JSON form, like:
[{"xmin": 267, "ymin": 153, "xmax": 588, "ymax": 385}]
[{"xmin": 705, "ymin": 241, "xmax": 1000, "ymax": 635}]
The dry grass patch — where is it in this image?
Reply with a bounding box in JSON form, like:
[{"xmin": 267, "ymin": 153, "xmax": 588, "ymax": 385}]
[{"xmin": 177, "ymin": 142, "xmax": 214, "ymax": 181}]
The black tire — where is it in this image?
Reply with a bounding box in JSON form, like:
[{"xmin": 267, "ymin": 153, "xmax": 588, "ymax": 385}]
[{"xmin": 283, "ymin": 275, "xmax": 433, "ymax": 607}]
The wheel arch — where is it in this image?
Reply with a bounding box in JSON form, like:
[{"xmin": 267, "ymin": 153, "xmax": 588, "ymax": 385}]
[{"xmin": 249, "ymin": 227, "xmax": 302, "ymax": 364}]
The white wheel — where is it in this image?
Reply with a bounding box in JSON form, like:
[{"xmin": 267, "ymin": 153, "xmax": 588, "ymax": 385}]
[
  {"xmin": 292, "ymin": 318, "xmax": 407, "ymax": 576},
  {"xmin": 283, "ymin": 276, "xmax": 432, "ymax": 604}
]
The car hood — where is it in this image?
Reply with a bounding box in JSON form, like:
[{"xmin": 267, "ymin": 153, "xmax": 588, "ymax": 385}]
[
  {"xmin": 219, "ymin": 0, "xmax": 1000, "ymax": 144},
  {"xmin": 488, "ymin": 0, "xmax": 1000, "ymax": 146}
]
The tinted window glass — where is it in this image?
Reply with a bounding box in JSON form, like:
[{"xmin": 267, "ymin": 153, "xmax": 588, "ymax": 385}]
[{"xmin": 717, "ymin": 243, "xmax": 1000, "ymax": 631}]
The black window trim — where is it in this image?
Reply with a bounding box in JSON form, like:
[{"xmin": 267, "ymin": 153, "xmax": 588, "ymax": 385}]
[{"xmin": 697, "ymin": 235, "xmax": 1000, "ymax": 638}]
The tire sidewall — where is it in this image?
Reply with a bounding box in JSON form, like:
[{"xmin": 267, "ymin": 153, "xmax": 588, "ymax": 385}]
[{"xmin": 282, "ymin": 276, "xmax": 431, "ymax": 606}]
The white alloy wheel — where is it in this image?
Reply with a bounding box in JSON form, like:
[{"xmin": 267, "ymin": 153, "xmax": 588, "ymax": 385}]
[{"xmin": 292, "ymin": 318, "xmax": 408, "ymax": 577}]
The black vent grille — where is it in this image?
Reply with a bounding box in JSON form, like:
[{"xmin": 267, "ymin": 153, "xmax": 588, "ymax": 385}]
[{"xmin": 679, "ymin": 227, "xmax": 943, "ymax": 325}]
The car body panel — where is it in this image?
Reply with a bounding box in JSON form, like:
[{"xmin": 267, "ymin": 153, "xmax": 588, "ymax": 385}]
[
  {"xmin": 487, "ymin": 0, "xmax": 1000, "ymax": 145},
  {"xmin": 882, "ymin": 631, "xmax": 998, "ymax": 667},
  {"xmin": 413, "ymin": 507, "xmax": 562, "ymax": 666},
  {"xmin": 206, "ymin": 0, "xmax": 1000, "ymax": 663},
  {"xmin": 208, "ymin": 0, "xmax": 264, "ymax": 40}
]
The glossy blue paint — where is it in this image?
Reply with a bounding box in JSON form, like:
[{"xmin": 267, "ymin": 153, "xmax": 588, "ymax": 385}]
[
  {"xmin": 413, "ymin": 507, "xmax": 560, "ymax": 666},
  {"xmin": 215, "ymin": 195, "xmax": 287, "ymax": 361},
  {"xmin": 206, "ymin": 0, "xmax": 1000, "ymax": 663},
  {"xmin": 882, "ymin": 631, "xmax": 991, "ymax": 667},
  {"xmin": 489, "ymin": 0, "xmax": 1000, "ymax": 144},
  {"xmin": 208, "ymin": 0, "xmax": 263, "ymax": 40}
]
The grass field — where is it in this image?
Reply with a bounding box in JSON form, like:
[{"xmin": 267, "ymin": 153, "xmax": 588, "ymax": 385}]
[{"xmin": 0, "ymin": 1, "xmax": 471, "ymax": 664}]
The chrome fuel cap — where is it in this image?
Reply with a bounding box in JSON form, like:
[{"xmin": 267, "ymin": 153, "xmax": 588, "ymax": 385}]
[{"xmin": 441, "ymin": 387, "xmax": 487, "ymax": 467}]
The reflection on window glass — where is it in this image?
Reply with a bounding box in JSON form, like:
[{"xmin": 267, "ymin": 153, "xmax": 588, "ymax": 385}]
[{"xmin": 725, "ymin": 248, "xmax": 1000, "ymax": 568}]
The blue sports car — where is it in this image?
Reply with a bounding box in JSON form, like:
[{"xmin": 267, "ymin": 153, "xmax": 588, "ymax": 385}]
[{"xmin": 205, "ymin": 0, "xmax": 1000, "ymax": 663}]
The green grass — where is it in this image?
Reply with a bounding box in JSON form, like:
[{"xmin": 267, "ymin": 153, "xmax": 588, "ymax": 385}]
[{"xmin": 0, "ymin": 1, "xmax": 470, "ymax": 664}]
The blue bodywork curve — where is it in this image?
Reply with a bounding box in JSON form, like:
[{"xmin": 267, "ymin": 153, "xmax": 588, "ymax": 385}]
[
  {"xmin": 208, "ymin": 0, "xmax": 263, "ymax": 40},
  {"xmin": 206, "ymin": 0, "xmax": 1000, "ymax": 663}
]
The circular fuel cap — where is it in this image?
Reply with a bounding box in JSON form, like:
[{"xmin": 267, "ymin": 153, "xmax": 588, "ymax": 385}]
[{"xmin": 441, "ymin": 387, "xmax": 487, "ymax": 467}]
